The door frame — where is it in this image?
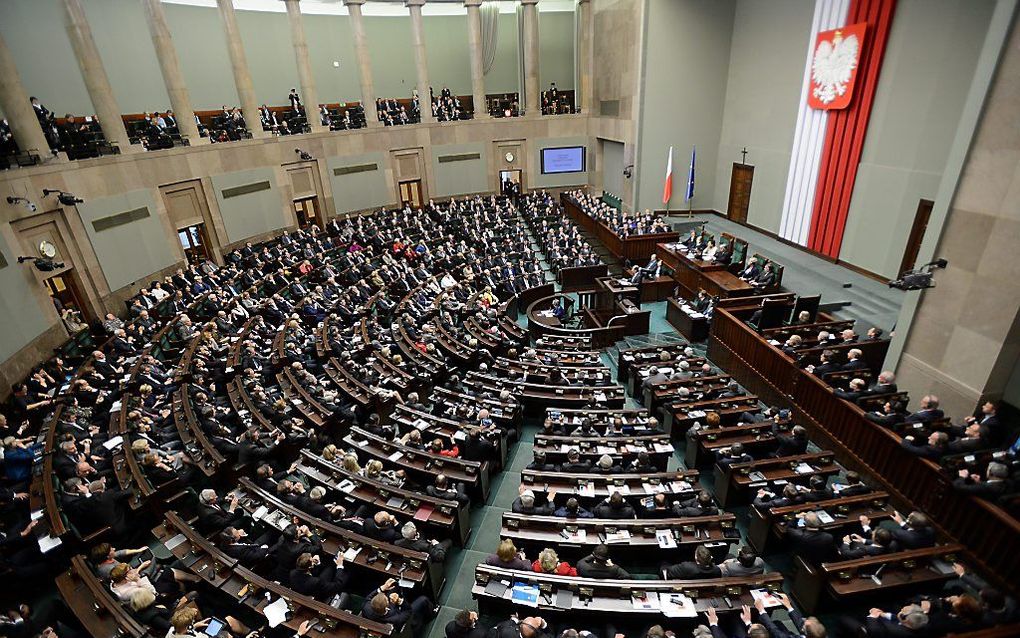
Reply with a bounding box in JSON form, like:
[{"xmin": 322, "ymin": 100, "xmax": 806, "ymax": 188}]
[{"xmin": 899, "ymin": 198, "xmax": 934, "ymax": 275}]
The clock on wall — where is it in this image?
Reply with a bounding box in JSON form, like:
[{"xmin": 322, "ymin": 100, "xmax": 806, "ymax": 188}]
[
  {"xmin": 38, "ymin": 240, "xmax": 56, "ymax": 259},
  {"xmin": 505, "ymin": 152, "xmax": 515, "ymax": 163}
]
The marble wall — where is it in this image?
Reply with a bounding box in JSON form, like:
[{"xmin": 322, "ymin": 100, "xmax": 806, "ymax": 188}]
[{"xmin": 895, "ymin": 11, "xmax": 1020, "ymax": 417}]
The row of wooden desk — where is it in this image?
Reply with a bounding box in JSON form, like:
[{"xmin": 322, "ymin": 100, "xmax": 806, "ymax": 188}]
[
  {"xmin": 656, "ymin": 243, "xmax": 754, "ymax": 300},
  {"xmin": 561, "ymin": 194, "xmax": 680, "ymax": 262},
  {"xmin": 707, "ymin": 305, "xmax": 1020, "ymax": 594}
]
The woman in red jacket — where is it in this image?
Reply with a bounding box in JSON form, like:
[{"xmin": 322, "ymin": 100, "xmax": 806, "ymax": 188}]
[{"xmin": 532, "ymin": 548, "xmax": 577, "ymax": 576}]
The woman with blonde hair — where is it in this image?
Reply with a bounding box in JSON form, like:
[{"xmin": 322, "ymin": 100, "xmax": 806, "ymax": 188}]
[
  {"xmin": 532, "ymin": 547, "xmax": 577, "ymax": 576},
  {"xmin": 342, "ymin": 452, "xmax": 361, "ymax": 473},
  {"xmin": 483, "ymin": 538, "xmax": 531, "ymax": 570}
]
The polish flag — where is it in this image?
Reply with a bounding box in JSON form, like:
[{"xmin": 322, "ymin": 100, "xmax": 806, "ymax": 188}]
[{"xmin": 662, "ymin": 145, "xmax": 674, "ymax": 205}]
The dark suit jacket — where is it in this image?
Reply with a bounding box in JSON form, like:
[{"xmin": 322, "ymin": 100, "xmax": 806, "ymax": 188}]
[{"xmin": 786, "ymin": 527, "xmax": 835, "ymax": 564}]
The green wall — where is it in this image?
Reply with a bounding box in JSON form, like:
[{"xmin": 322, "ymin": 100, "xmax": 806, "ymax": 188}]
[
  {"xmin": 424, "ymin": 15, "xmax": 472, "ymax": 97},
  {"xmin": 712, "ymin": 0, "xmax": 813, "ymax": 232},
  {"xmin": 0, "ymin": 1, "xmax": 575, "ymax": 116},
  {"xmin": 635, "ymin": 0, "xmax": 735, "ymax": 212},
  {"xmin": 0, "ymin": 232, "xmax": 51, "ymax": 363},
  {"xmin": 76, "ymin": 189, "xmax": 178, "ymax": 292},
  {"xmin": 486, "ymin": 12, "xmax": 521, "ymax": 95},
  {"xmin": 837, "ymin": 0, "xmax": 996, "ymax": 278},
  {"xmin": 539, "ymin": 10, "xmax": 576, "ymax": 90},
  {"xmin": 431, "ymin": 143, "xmax": 489, "ymax": 197},
  {"xmin": 210, "ymin": 168, "xmax": 288, "ymax": 244},
  {"xmin": 327, "ymin": 153, "xmax": 394, "ymax": 214}
]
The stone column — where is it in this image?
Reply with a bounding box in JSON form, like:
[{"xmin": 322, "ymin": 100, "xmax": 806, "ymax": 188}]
[
  {"xmin": 141, "ymin": 0, "xmax": 205, "ymax": 144},
  {"xmin": 577, "ymin": 0, "xmax": 593, "ymax": 113},
  {"xmin": 282, "ymin": 0, "xmax": 325, "ymax": 132},
  {"xmin": 216, "ymin": 0, "xmax": 266, "ymax": 138},
  {"xmin": 521, "ymin": 0, "xmax": 540, "ymax": 116},
  {"xmin": 344, "ymin": 0, "xmax": 380, "ymax": 128},
  {"xmin": 406, "ymin": 0, "xmax": 434, "ymax": 123},
  {"xmin": 465, "ymin": 0, "xmax": 487, "ymax": 118},
  {"xmin": 62, "ymin": 0, "xmax": 138, "ymax": 153},
  {"xmin": 0, "ymin": 33, "xmax": 58, "ymax": 159}
]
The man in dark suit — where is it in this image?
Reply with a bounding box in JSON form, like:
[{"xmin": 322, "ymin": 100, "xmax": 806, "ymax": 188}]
[
  {"xmin": 887, "ymin": 511, "xmax": 935, "ymax": 549},
  {"xmin": 197, "ymin": 488, "xmax": 245, "ymax": 533},
  {"xmin": 900, "ymin": 431, "xmax": 949, "ymax": 460},
  {"xmin": 953, "ymin": 462, "xmax": 1012, "ymax": 498},
  {"xmin": 289, "ymin": 551, "xmax": 350, "ymax": 599},
  {"xmin": 905, "ymin": 395, "xmax": 944, "ymax": 423},
  {"xmin": 664, "ymin": 544, "xmax": 721, "ymax": 579},
  {"xmin": 362, "ymin": 578, "xmax": 432, "ymax": 631},
  {"xmin": 786, "ymin": 512, "xmax": 835, "ymax": 564},
  {"xmin": 964, "ymin": 401, "xmax": 1003, "ymax": 446},
  {"xmin": 754, "ymin": 593, "xmax": 827, "ymax": 638},
  {"xmin": 834, "ymin": 378, "xmax": 867, "ymax": 403},
  {"xmin": 218, "ymin": 526, "xmax": 277, "ymax": 563},
  {"xmin": 865, "ymin": 371, "xmax": 899, "ymax": 396},
  {"xmin": 841, "ymin": 348, "xmax": 868, "ymax": 372},
  {"xmin": 576, "ymin": 544, "xmax": 630, "ymax": 579},
  {"xmin": 839, "ymin": 526, "xmax": 894, "ymax": 559},
  {"xmin": 487, "ymin": 616, "xmax": 552, "ymax": 638},
  {"xmin": 445, "ymin": 609, "xmax": 487, "ymax": 638}
]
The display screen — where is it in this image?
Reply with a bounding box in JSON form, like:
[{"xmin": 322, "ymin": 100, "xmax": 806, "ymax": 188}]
[{"xmin": 541, "ymin": 146, "xmax": 586, "ymax": 174}]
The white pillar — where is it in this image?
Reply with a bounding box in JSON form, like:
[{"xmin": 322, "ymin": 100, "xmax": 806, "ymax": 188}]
[
  {"xmin": 521, "ymin": 0, "xmax": 540, "ymax": 116},
  {"xmin": 282, "ymin": 0, "xmax": 325, "ymax": 132},
  {"xmin": 465, "ymin": 0, "xmax": 487, "ymax": 118},
  {"xmin": 0, "ymin": 33, "xmax": 59, "ymax": 159},
  {"xmin": 406, "ymin": 0, "xmax": 434, "ymax": 123},
  {"xmin": 344, "ymin": 0, "xmax": 381, "ymax": 128},
  {"xmin": 216, "ymin": 0, "xmax": 267, "ymax": 138},
  {"xmin": 140, "ymin": 0, "xmax": 206, "ymax": 144},
  {"xmin": 62, "ymin": 0, "xmax": 138, "ymax": 153}
]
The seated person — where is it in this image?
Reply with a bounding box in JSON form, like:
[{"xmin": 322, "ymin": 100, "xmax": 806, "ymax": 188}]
[
  {"xmin": 786, "ymin": 512, "xmax": 835, "ymax": 564},
  {"xmin": 838, "ymin": 526, "xmax": 895, "ymax": 559},
  {"xmin": 532, "ymin": 547, "xmax": 577, "ymax": 576},
  {"xmin": 361, "ymin": 578, "xmax": 433, "ymax": 632},
  {"xmin": 719, "ymin": 545, "xmax": 766, "ymax": 576},
  {"xmin": 554, "ymin": 497, "xmax": 593, "ymax": 519},
  {"xmin": 576, "ymin": 544, "xmax": 630, "ymax": 579},
  {"xmin": 484, "ymin": 539, "xmax": 531, "ymax": 571},
  {"xmin": 675, "ymin": 490, "xmax": 719, "ymax": 517},
  {"xmin": 663, "ymin": 544, "xmax": 721, "ymax": 579},
  {"xmin": 593, "ymin": 491, "xmax": 636, "ymax": 519},
  {"xmin": 512, "ymin": 489, "xmax": 554, "ymax": 515}
]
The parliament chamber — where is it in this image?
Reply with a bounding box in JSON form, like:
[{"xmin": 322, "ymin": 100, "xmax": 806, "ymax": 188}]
[{"xmin": 1, "ymin": 1, "xmax": 1020, "ymax": 638}]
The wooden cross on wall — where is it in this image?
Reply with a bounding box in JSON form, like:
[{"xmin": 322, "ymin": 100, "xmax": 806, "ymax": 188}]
[{"xmin": 740, "ymin": 147, "xmax": 748, "ymax": 165}]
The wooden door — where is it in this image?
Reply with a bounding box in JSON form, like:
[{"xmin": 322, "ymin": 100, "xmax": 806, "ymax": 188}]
[
  {"xmin": 293, "ymin": 197, "xmax": 321, "ymax": 229},
  {"xmin": 727, "ymin": 163, "xmax": 754, "ymax": 224},
  {"xmin": 177, "ymin": 224, "xmax": 210, "ymax": 264},
  {"xmin": 899, "ymin": 199, "xmax": 934, "ymax": 274},
  {"xmin": 399, "ymin": 180, "xmax": 423, "ymax": 209}
]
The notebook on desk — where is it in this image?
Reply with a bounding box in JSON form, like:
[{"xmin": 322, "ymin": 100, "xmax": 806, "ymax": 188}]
[{"xmin": 413, "ymin": 503, "xmax": 435, "ymax": 521}]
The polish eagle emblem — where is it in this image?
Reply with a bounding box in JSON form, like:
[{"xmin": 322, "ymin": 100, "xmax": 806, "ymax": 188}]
[{"xmin": 808, "ymin": 23, "xmax": 867, "ymax": 110}]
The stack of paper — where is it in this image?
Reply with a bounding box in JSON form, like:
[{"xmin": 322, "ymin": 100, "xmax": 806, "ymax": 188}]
[{"xmin": 659, "ymin": 593, "xmax": 697, "ymax": 617}]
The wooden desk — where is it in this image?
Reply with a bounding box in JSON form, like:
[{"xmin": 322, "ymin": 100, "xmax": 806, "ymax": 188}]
[
  {"xmin": 657, "ymin": 243, "xmax": 753, "ymax": 299},
  {"xmin": 57, "ymin": 555, "xmax": 150, "ymax": 638},
  {"xmin": 501, "ymin": 512, "xmax": 737, "ymax": 559},
  {"xmin": 559, "ymin": 264, "xmax": 609, "ymax": 292},
  {"xmin": 562, "ymin": 195, "xmax": 680, "ymax": 262},
  {"xmin": 521, "ymin": 469, "xmax": 698, "ymax": 500},
  {"xmin": 297, "ymin": 450, "xmax": 469, "ymax": 545},
  {"xmin": 666, "ymin": 297, "xmax": 710, "ymax": 342},
  {"xmin": 715, "ymin": 452, "xmax": 839, "ymax": 507},
  {"xmin": 708, "ymin": 306, "xmax": 1020, "ymax": 592},
  {"xmin": 747, "ymin": 491, "xmax": 895, "ymax": 555},
  {"xmin": 792, "ymin": 544, "xmax": 966, "ymax": 614},
  {"xmin": 685, "ymin": 422, "xmax": 777, "ymax": 468},
  {"xmin": 473, "ymin": 564, "xmax": 784, "ymax": 619}
]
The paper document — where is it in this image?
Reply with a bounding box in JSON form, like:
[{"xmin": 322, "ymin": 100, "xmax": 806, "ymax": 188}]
[
  {"xmin": 103, "ymin": 436, "xmax": 124, "ymax": 450},
  {"xmin": 750, "ymin": 589, "xmax": 784, "ymax": 608},
  {"xmin": 659, "ymin": 592, "xmax": 697, "ymax": 617},
  {"xmin": 656, "ymin": 529, "xmax": 677, "ymax": 548},
  {"xmin": 38, "ymin": 534, "xmax": 63, "ymax": 553},
  {"xmin": 262, "ymin": 596, "xmax": 290, "ymax": 628}
]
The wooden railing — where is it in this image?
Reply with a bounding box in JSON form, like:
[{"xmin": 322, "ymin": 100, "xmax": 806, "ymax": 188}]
[{"xmin": 708, "ymin": 306, "xmax": 1020, "ymax": 593}]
